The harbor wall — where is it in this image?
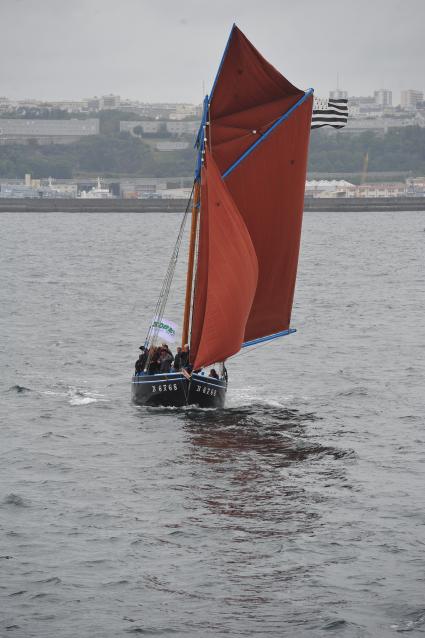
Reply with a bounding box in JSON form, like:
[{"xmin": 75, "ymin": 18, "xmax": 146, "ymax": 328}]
[{"xmin": 0, "ymin": 197, "xmax": 424, "ymax": 213}]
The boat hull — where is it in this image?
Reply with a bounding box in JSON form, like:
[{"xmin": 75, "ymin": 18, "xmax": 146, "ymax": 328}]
[
  {"xmin": 131, "ymin": 372, "xmax": 226, "ymax": 408},
  {"xmin": 187, "ymin": 372, "xmax": 226, "ymax": 408}
]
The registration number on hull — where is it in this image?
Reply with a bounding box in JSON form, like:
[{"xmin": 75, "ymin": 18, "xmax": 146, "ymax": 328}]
[
  {"xmin": 195, "ymin": 384, "xmax": 217, "ymax": 397},
  {"xmin": 152, "ymin": 383, "xmax": 179, "ymax": 393}
]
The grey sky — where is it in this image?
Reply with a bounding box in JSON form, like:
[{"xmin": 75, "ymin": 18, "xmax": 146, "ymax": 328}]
[{"xmin": 1, "ymin": 0, "xmax": 424, "ymax": 104}]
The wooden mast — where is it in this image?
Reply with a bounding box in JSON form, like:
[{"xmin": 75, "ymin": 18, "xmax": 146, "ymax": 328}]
[{"xmin": 181, "ymin": 179, "xmax": 200, "ymax": 346}]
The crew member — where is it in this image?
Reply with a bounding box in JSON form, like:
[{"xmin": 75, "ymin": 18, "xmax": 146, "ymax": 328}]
[{"xmin": 135, "ymin": 346, "xmax": 147, "ymax": 374}]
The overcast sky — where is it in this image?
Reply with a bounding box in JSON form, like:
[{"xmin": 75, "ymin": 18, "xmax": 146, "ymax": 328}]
[{"xmin": 1, "ymin": 0, "xmax": 423, "ymax": 104}]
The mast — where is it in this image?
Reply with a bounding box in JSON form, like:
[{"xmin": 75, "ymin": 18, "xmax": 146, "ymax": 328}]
[{"xmin": 181, "ymin": 179, "xmax": 200, "ymax": 346}]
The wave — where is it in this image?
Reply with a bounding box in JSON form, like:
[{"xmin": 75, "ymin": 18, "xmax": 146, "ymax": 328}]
[
  {"xmin": 68, "ymin": 389, "xmax": 99, "ymax": 406},
  {"xmin": 8, "ymin": 384, "xmax": 31, "ymax": 394},
  {"xmin": 2, "ymin": 493, "xmax": 28, "ymax": 507},
  {"xmin": 41, "ymin": 385, "xmax": 107, "ymax": 406}
]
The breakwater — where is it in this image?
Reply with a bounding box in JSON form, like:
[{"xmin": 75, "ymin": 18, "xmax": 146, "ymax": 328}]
[{"xmin": 0, "ymin": 197, "xmax": 424, "ymax": 213}]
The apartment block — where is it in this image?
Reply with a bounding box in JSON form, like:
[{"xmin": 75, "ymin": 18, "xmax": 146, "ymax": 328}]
[{"xmin": 0, "ymin": 118, "xmax": 99, "ymax": 144}]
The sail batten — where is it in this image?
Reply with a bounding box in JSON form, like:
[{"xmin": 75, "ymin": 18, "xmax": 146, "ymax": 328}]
[{"xmin": 222, "ymin": 88, "xmax": 314, "ymax": 179}]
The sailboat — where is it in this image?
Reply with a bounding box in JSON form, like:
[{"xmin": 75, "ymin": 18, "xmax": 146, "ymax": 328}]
[{"xmin": 131, "ymin": 25, "xmax": 314, "ymax": 408}]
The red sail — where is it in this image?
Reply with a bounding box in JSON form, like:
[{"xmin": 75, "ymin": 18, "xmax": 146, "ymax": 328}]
[
  {"xmin": 209, "ymin": 26, "xmax": 313, "ymax": 342},
  {"xmin": 190, "ymin": 150, "xmax": 258, "ymax": 369}
]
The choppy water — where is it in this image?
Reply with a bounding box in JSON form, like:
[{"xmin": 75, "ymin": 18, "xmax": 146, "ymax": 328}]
[{"xmin": 1, "ymin": 210, "xmax": 424, "ymax": 637}]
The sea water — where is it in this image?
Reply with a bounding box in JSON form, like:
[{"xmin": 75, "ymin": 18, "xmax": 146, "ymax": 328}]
[{"xmin": 1, "ymin": 211, "xmax": 424, "ymax": 637}]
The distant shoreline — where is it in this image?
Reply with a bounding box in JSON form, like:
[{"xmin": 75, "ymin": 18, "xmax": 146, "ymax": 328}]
[{"xmin": 0, "ymin": 197, "xmax": 424, "ymax": 213}]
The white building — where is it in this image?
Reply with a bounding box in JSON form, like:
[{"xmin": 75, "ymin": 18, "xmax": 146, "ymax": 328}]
[
  {"xmin": 161, "ymin": 187, "xmax": 193, "ymax": 199},
  {"xmin": 400, "ymin": 90, "xmax": 423, "ymax": 110},
  {"xmin": 120, "ymin": 120, "xmax": 199, "ymax": 136},
  {"xmin": 49, "ymin": 100, "xmax": 89, "ymax": 112},
  {"xmin": 0, "ymin": 118, "xmax": 99, "ymax": 144},
  {"xmin": 329, "ymin": 89, "xmax": 348, "ymax": 100},
  {"xmin": 120, "ymin": 121, "xmax": 162, "ymax": 135},
  {"xmin": 374, "ymin": 89, "xmax": 392, "ymax": 107},
  {"xmin": 305, "ymin": 180, "xmax": 356, "ymax": 198},
  {"xmin": 357, "ymin": 183, "xmax": 406, "ymax": 198},
  {"xmin": 344, "ymin": 114, "xmax": 419, "ymax": 134},
  {"xmin": 166, "ymin": 120, "xmax": 199, "ymax": 135},
  {"xmin": 100, "ymin": 94, "xmax": 120, "ymax": 110},
  {"xmin": 155, "ymin": 141, "xmax": 189, "ymax": 151}
]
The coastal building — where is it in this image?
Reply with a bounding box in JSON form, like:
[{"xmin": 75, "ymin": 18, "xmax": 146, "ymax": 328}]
[
  {"xmin": 0, "ymin": 96, "xmax": 13, "ymax": 112},
  {"xmin": 356, "ymin": 182, "xmax": 406, "ymax": 198},
  {"xmin": 0, "ymin": 175, "xmax": 78, "ymax": 198},
  {"xmin": 329, "ymin": 89, "xmax": 348, "ymax": 100},
  {"xmin": 169, "ymin": 103, "xmax": 203, "ymax": 120},
  {"xmin": 406, "ymin": 177, "xmax": 425, "ymax": 197},
  {"xmin": 120, "ymin": 121, "xmax": 161, "ymax": 135},
  {"xmin": 87, "ymin": 96, "xmax": 101, "ymax": 111},
  {"xmin": 305, "ymin": 180, "xmax": 356, "ymax": 198},
  {"xmin": 400, "ymin": 90, "xmax": 424, "ymax": 110},
  {"xmin": 374, "ymin": 89, "xmax": 392, "ymax": 107},
  {"xmin": 155, "ymin": 141, "xmax": 189, "ymax": 151},
  {"xmin": 120, "ymin": 177, "xmax": 190, "ymax": 199},
  {"xmin": 49, "ymin": 100, "xmax": 89, "ymax": 112},
  {"xmin": 348, "ymin": 95, "xmax": 381, "ymax": 118},
  {"xmin": 161, "ymin": 187, "xmax": 193, "ymax": 199},
  {"xmin": 100, "ymin": 94, "xmax": 120, "ymax": 110},
  {"xmin": 344, "ymin": 114, "xmax": 419, "ymax": 135},
  {"xmin": 0, "ymin": 184, "xmax": 39, "ymax": 198},
  {"xmin": 120, "ymin": 120, "xmax": 199, "ymax": 137},
  {"xmin": 166, "ymin": 120, "xmax": 199, "ymax": 136},
  {"xmin": 0, "ymin": 118, "xmax": 99, "ymax": 144},
  {"xmin": 120, "ymin": 178, "xmax": 167, "ymax": 199}
]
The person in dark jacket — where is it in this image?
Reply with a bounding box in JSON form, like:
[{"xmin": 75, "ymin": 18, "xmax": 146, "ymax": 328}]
[
  {"xmin": 159, "ymin": 344, "xmax": 174, "ymax": 373},
  {"xmin": 147, "ymin": 346, "xmax": 160, "ymax": 374},
  {"xmin": 180, "ymin": 344, "xmax": 190, "ymax": 369},
  {"xmin": 135, "ymin": 346, "xmax": 147, "ymax": 374},
  {"xmin": 209, "ymin": 368, "xmax": 219, "ymax": 379},
  {"xmin": 173, "ymin": 346, "xmax": 183, "ymax": 371}
]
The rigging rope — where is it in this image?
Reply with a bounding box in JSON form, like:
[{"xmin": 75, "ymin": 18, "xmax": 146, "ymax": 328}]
[{"xmin": 144, "ymin": 185, "xmax": 194, "ymax": 369}]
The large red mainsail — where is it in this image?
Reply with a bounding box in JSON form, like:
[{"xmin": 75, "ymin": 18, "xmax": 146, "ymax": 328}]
[{"xmin": 190, "ymin": 25, "xmax": 313, "ymax": 366}]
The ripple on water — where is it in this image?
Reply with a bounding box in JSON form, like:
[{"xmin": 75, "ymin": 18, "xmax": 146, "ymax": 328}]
[
  {"xmin": 2, "ymin": 494, "xmax": 29, "ymax": 507},
  {"xmin": 1, "ymin": 211, "xmax": 425, "ymax": 637}
]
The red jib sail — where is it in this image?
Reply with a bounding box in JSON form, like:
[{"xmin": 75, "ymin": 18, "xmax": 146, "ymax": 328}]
[
  {"xmin": 190, "ymin": 25, "xmax": 313, "ymax": 366},
  {"xmin": 191, "ymin": 150, "xmax": 258, "ymax": 370}
]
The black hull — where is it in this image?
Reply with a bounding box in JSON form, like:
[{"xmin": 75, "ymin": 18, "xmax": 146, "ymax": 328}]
[{"xmin": 131, "ymin": 372, "xmax": 226, "ymax": 408}]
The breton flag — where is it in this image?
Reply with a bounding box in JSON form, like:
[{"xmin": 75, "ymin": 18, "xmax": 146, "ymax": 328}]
[{"xmin": 311, "ymin": 97, "xmax": 349, "ymax": 130}]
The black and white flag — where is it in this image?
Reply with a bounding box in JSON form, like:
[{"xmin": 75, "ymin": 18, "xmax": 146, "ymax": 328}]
[{"xmin": 311, "ymin": 97, "xmax": 348, "ymax": 129}]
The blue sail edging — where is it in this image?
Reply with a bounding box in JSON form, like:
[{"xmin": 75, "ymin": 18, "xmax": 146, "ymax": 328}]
[
  {"xmin": 222, "ymin": 88, "xmax": 314, "ymax": 179},
  {"xmin": 242, "ymin": 328, "xmax": 297, "ymax": 348}
]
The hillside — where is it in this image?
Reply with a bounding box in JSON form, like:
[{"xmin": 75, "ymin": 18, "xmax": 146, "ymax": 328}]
[{"xmin": 0, "ymin": 125, "xmax": 424, "ymax": 180}]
